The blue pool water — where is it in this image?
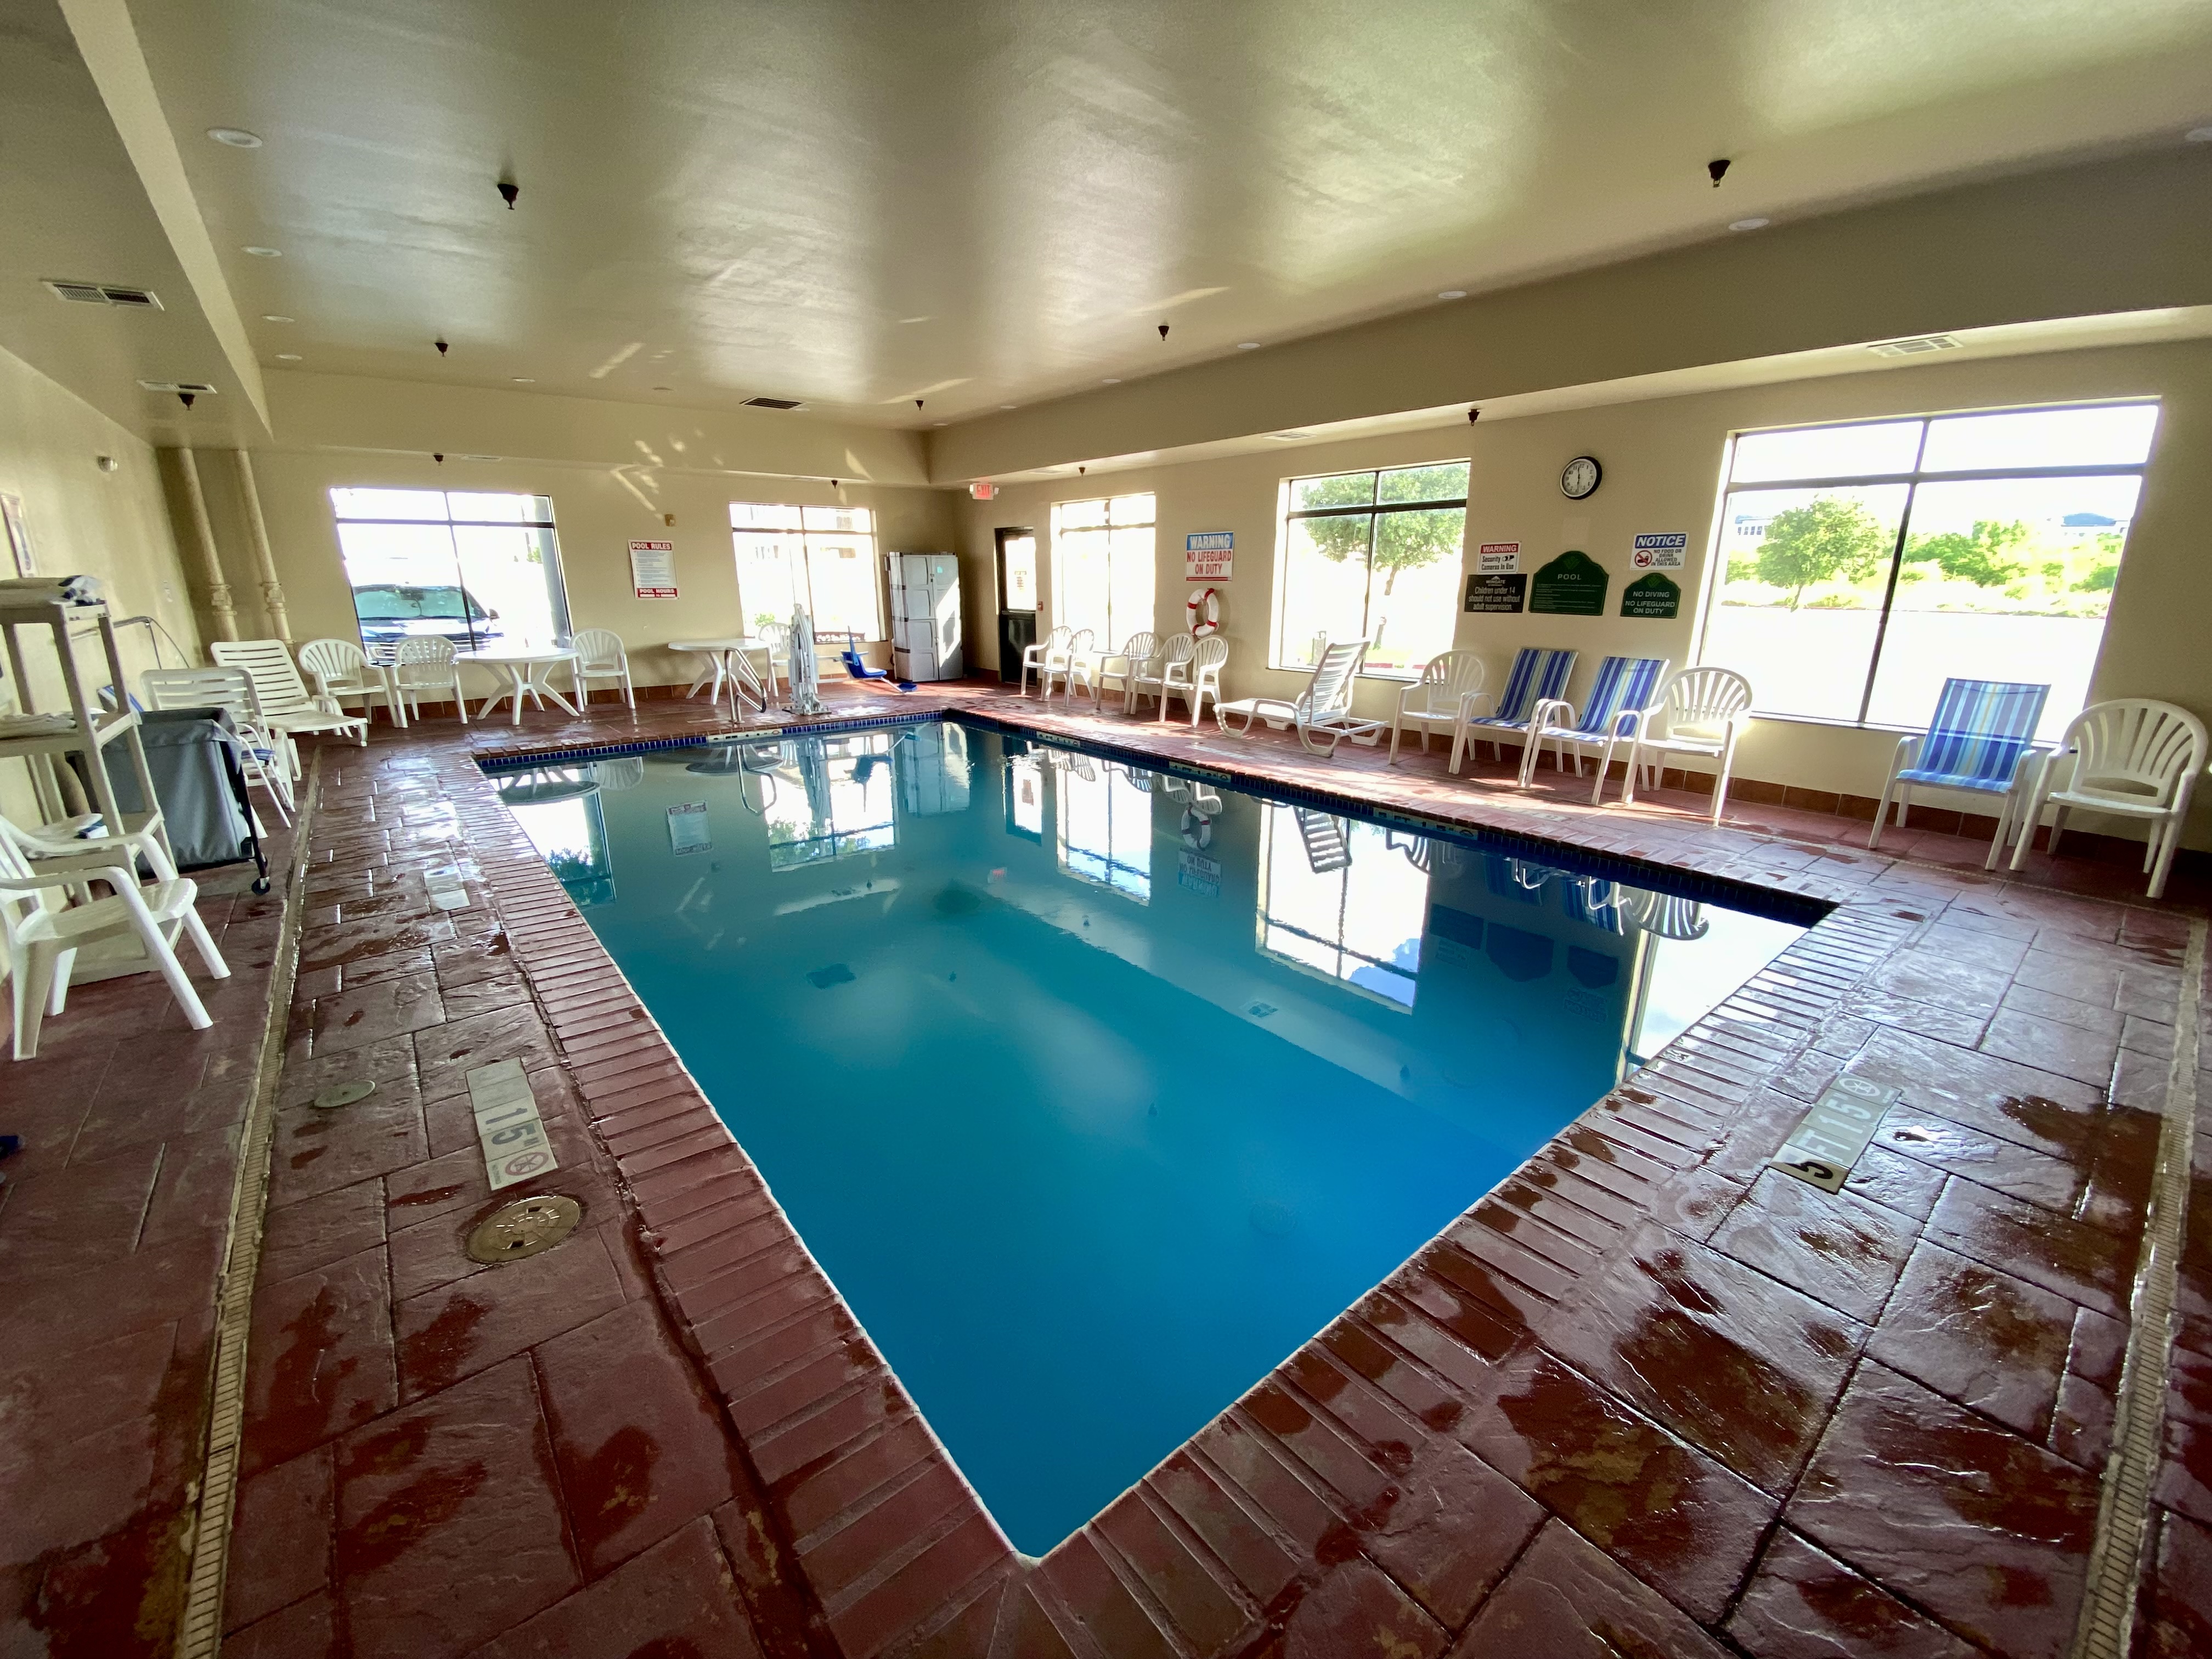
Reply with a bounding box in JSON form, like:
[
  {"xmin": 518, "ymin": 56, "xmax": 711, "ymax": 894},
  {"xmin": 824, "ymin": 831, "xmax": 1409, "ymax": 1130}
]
[{"xmin": 494, "ymin": 719, "xmax": 1807, "ymax": 1552}]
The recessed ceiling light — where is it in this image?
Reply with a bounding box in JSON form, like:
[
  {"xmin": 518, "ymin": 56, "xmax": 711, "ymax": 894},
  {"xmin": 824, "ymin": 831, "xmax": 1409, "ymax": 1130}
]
[
  {"xmin": 1437, "ymin": 290, "xmax": 1466, "ymax": 300},
  {"xmin": 241, "ymin": 246, "xmax": 281, "ymax": 258},
  {"xmin": 652, "ymin": 385, "xmax": 671, "ymax": 392},
  {"xmin": 274, "ymin": 353, "xmax": 302, "ymax": 362},
  {"xmin": 261, "ymin": 313, "xmax": 294, "ymax": 323},
  {"xmin": 2189, "ymin": 126, "xmax": 2212, "ymax": 143},
  {"xmin": 1235, "ymin": 341, "xmax": 1260, "ymax": 349},
  {"xmin": 1267, "ymin": 431, "xmax": 1310, "ymax": 441},
  {"xmin": 207, "ymin": 127, "xmax": 262, "ymax": 148},
  {"xmin": 1001, "ymin": 403, "xmax": 1017, "ymax": 410},
  {"xmin": 1102, "ymin": 377, "xmax": 1121, "ymax": 384},
  {"xmin": 511, "ymin": 376, "xmax": 534, "ymax": 383},
  {"xmin": 1729, "ymin": 216, "xmax": 1771, "ymax": 232},
  {"xmin": 899, "ymin": 315, "xmax": 932, "ymax": 324},
  {"xmin": 933, "ymin": 421, "xmax": 947, "ymax": 427}
]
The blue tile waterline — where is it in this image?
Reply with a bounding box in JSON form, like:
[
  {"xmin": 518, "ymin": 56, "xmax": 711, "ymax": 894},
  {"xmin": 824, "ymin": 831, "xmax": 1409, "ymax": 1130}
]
[{"xmin": 490, "ymin": 717, "xmax": 1807, "ymax": 1553}]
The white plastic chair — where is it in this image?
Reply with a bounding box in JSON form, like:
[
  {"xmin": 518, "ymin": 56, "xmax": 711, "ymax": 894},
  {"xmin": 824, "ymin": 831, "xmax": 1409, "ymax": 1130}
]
[
  {"xmin": 1391, "ymin": 651, "xmax": 1485, "ymax": 763},
  {"xmin": 570, "ymin": 629, "xmax": 635, "ymax": 709},
  {"xmin": 1128, "ymin": 633, "xmax": 1196, "ymax": 718},
  {"xmin": 0, "ymin": 813, "xmax": 228, "ymax": 1058},
  {"xmin": 142, "ymin": 666, "xmax": 295, "ymax": 823},
  {"xmin": 391, "ymin": 637, "xmax": 470, "ymax": 724},
  {"xmin": 753, "ymin": 622, "xmax": 791, "ymax": 696},
  {"xmin": 1093, "ymin": 633, "xmax": 1159, "ymax": 713},
  {"xmin": 1018, "ymin": 626, "xmax": 1073, "ymax": 697},
  {"xmin": 2011, "ymin": 699, "xmax": 2206, "ymax": 898},
  {"xmin": 1606, "ymin": 667, "xmax": 1755, "ymax": 825},
  {"xmin": 210, "ymin": 640, "xmax": 369, "ymax": 763},
  {"xmin": 1216, "ymin": 639, "xmax": 1384, "ymax": 755},
  {"xmin": 1154, "ymin": 635, "xmax": 1227, "ymax": 727},
  {"xmin": 298, "ymin": 636, "xmax": 402, "ymax": 730},
  {"xmin": 1040, "ymin": 629, "xmax": 1096, "ymax": 701}
]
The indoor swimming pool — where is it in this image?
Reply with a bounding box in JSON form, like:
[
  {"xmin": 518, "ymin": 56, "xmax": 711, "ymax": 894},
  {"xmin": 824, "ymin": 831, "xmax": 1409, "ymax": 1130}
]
[{"xmin": 492, "ymin": 718, "xmax": 1810, "ymax": 1553}]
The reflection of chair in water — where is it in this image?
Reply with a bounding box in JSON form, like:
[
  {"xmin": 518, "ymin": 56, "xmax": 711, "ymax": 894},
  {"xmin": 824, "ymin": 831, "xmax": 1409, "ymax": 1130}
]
[
  {"xmin": 1294, "ymin": 808, "xmax": 1352, "ymax": 874},
  {"xmin": 597, "ymin": 757, "xmax": 645, "ymax": 791},
  {"xmin": 1620, "ymin": 886, "xmax": 1711, "ymax": 940},
  {"xmin": 1385, "ymin": 828, "xmax": 1431, "ymax": 871},
  {"xmin": 494, "ymin": 768, "xmax": 600, "ymax": 806}
]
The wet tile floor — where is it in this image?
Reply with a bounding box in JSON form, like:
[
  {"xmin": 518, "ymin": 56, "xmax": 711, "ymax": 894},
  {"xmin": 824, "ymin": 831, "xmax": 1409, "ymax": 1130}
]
[{"xmin": 5, "ymin": 680, "xmax": 2209, "ymax": 1659}]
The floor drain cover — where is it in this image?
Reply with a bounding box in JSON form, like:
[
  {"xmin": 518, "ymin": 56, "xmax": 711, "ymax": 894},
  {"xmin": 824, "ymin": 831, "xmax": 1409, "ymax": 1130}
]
[
  {"xmin": 466, "ymin": 1194, "xmax": 582, "ymax": 1264},
  {"xmin": 313, "ymin": 1080, "xmax": 377, "ymax": 1110}
]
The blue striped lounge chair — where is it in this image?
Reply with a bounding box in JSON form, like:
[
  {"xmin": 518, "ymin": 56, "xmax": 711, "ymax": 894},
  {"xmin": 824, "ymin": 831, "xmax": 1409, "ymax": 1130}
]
[
  {"xmin": 1870, "ymin": 678, "xmax": 2051, "ymax": 868},
  {"xmin": 1515, "ymin": 656, "xmax": 1672, "ymax": 791},
  {"xmin": 1449, "ymin": 647, "xmax": 1577, "ymax": 774}
]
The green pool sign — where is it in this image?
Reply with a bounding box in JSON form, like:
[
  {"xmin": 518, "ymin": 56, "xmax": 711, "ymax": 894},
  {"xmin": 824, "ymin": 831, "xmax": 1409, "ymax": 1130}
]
[
  {"xmin": 1530, "ymin": 550, "xmax": 1607, "ymax": 616},
  {"xmin": 1621, "ymin": 571, "xmax": 1681, "ymax": 619}
]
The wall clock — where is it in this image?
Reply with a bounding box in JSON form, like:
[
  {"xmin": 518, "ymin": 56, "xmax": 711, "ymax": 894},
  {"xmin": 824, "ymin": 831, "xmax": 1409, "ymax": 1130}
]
[{"xmin": 1560, "ymin": 455, "xmax": 1602, "ymax": 499}]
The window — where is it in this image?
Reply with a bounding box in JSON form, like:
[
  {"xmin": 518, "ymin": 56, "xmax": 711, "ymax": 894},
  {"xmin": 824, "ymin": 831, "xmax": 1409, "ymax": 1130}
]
[
  {"xmin": 765, "ymin": 733, "xmax": 896, "ymax": 868},
  {"xmin": 1276, "ymin": 462, "xmax": 1468, "ymax": 678},
  {"xmin": 732, "ymin": 503, "xmax": 884, "ymax": 642},
  {"xmin": 1051, "ymin": 494, "xmax": 1155, "ymax": 650},
  {"xmin": 1702, "ymin": 403, "xmax": 2157, "ymax": 735},
  {"xmin": 1257, "ymin": 805, "xmax": 1426, "ymax": 1008},
  {"xmin": 329, "ymin": 488, "xmax": 569, "ymax": 652},
  {"xmin": 1056, "ymin": 759, "xmax": 1151, "ymax": 901}
]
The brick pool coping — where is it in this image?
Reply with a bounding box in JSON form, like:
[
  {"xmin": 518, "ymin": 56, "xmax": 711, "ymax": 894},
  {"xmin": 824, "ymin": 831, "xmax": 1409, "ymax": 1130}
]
[{"xmin": 240, "ymin": 687, "xmax": 2211, "ymax": 1658}]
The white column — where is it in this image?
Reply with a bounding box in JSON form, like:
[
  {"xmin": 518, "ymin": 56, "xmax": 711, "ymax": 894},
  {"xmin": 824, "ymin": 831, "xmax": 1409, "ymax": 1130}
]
[
  {"xmin": 232, "ymin": 448, "xmax": 290, "ymax": 641},
  {"xmin": 175, "ymin": 447, "xmax": 238, "ymax": 642}
]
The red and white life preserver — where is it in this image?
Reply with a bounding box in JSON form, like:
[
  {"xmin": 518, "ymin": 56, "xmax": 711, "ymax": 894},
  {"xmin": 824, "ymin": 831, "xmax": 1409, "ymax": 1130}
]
[
  {"xmin": 1187, "ymin": 587, "xmax": 1222, "ymax": 637},
  {"xmin": 1180, "ymin": 806, "xmax": 1214, "ymax": 849}
]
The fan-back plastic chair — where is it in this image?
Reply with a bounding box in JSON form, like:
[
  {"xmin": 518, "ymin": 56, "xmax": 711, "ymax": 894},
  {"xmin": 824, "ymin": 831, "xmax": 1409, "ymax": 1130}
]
[
  {"xmin": 142, "ymin": 666, "xmax": 295, "ymax": 822},
  {"xmin": 1153, "ymin": 636, "xmax": 1227, "ymax": 727},
  {"xmin": 570, "ymin": 628, "xmax": 635, "ymax": 709},
  {"xmin": 1018, "ymin": 625, "xmax": 1074, "ymax": 697},
  {"xmin": 1391, "ymin": 651, "xmax": 1486, "ymax": 764},
  {"xmin": 209, "ymin": 640, "xmax": 369, "ymax": 753},
  {"xmin": 754, "ymin": 622, "xmax": 792, "ymax": 696},
  {"xmin": 1869, "ymin": 678, "xmax": 2051, "ymax": 868},
  {"xmin": 1129, "ymin": 633, "xmax": 1197, "ymax": 717},
  {"xmin": 1216, "ymin": 639, "xmax": 1383, "ymax": 755},
  {"xmin": 1040, "ymin": 629, "xmax": 1097, "ymax": 700},
  {"xmin": 2010, "ymin": 698, "xmax": 2205, "ymax": 897},
  {"xmin": 0, "ymin": 812, "xmax": 228, "ymax": 1058},
  {"xmin": 1517, "ymin": 656, "xmax": 1672, "ymax": 789},
  {"xmin": 1450, "ymin": 647, "xmax": 1577, "ymax": 772},
  {"xmin": 1602, "ymin": 666, "xmax": 1754, "ymax": 823},
  {"xmin": 298, "ymin": 637, "xmax": 401, "ymax": 730},
  {"xmin": 1094, "ymin": 633, "xmax": 1159, "ymax": 712},
  {"xmin": 391, "ymin": 637, "xmax": 470, "ymax": 724}
]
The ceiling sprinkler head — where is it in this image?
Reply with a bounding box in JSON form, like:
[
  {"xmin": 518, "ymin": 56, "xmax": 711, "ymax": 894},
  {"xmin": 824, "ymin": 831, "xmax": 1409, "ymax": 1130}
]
[
  {"xmin": 177, "ymin": 391, "xmax": 196, "ymax": 409},
  {"xmin": 497, "ymin": 178, "xmax": 519, "ymax": 209},
  {"xmin": 1707, "ymin": 157, "xmax": 1731, "ymax": 187},
  {"xmin": 1158, "ymin": 323, "xmax": 1169, "ymax": 339},
  {"xmin": 432, "ymin": 452, "xmax": 444, "ymax": 464},
  {"xmin": 1468, "ymin": 406, "xmax": 1480, "ymax": 423},
  {"xmin": 1078, "ymin": 465, "xmax": 1086, "ymax": 475},
  {"xmin": 915, "ymin": 398, "xmax": 924, "ymax": 409},
  {"xmin": 435, "ymin": 338, "xmax": 449, "ymax": 356}
]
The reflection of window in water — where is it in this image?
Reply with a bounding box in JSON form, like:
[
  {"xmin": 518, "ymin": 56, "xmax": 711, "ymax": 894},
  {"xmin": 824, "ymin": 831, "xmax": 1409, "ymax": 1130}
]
[
  {"xmin": 499, "ymin": 768, "xmax": 613, "ymax": 904},
  {"xmin": 1056, "ymin": 761, "xmax": 1151, "ymax": 901},
  {"xmin": 1257, "ymin": 806, "xmax": 1426, "ymax": 1007},
  {"xmin": 1005, "ymin": 755, "xmax": 1043, "ymax": 842},
  {"xmin": 1624, "ymin": 894, "xmax": 1802, "ymax": 1064},
  {"xmin": 766, "ymin": 735, "xmax": 897, "ymax": 869}
]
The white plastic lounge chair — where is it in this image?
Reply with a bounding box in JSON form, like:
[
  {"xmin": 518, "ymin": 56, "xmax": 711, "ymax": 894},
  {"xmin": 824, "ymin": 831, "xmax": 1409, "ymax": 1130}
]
[
  {"xmin": 1870, "ymin": 678, "xmax": 2050, "ymax": 869},
  {"xmin": 1390, "ymin": 651, "xmax": 1485, "ymax": 763},
  {"xmin": 571, "ymin": 628, "xmax": 635, "ymax": 709},
  {"xmin": 0, "ymin": 812, "xmax": 228, "ymax": 1058},
  {"xmin": 391, "ymin": 637, "xmax": 470, "ymax": 724},
  {"xmin": 1018, "ymin": 626, "xmax": 1074, "ymax": 697},
  {"xmin": 1517, "ymin": 656, "xmax": 1671, "ymax": 790},
  {"xmin": 2011, "ymin": 698, "xmax": 2205, "ymax": 898},
  {"xmin": 1093, "ymin": 633, "xmax": 1159, "ymax": 713},
  {"xmin": 1040, "ymin": 628, "xmax": 1096, "ymax": 700},
  {"xmin": 1216, "ymin": 639, "xmax": 1384, "ymax": 755},
  {"xmin": 298, "ymin": 637, "xmax": 402, "ymax": 730},
  {"xmin": 1128, "ymin": 633, "xmax": 1196, "ymax": 718},
  {"xmin": 142, "ymin": 665, "xmax": 295, "ymax": 823},
  {"xmin": 1603, "ymin": 667, "xmax": 1754, "ymax": 825},
  {"xmin": 1449, "ymin": 647, "xmax": 1577, "ymax": 773},
  {"xmin": 1153, "ymin": 636, "xmax": 1227, "ymax": 727},
  {"xmin": 210, "ymin": 640, "xmax": 369, "ymax": 757}
]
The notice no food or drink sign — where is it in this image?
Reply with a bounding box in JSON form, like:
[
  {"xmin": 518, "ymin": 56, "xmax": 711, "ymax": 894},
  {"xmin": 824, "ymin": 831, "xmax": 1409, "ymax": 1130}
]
[
  {"xmin": 1630, "ymin": 532, "xmax": 1688, "ymax": 570},
  {"xmin": 630, "ymin": 539, "xmax": 678, "ymax": 599}
]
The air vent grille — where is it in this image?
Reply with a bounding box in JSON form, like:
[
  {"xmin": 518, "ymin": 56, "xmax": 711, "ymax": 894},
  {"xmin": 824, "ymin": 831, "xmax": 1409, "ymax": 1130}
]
[
  {"xmin": 741, "ymin": 396, "xmax": 804, "ymax": 410},
  {"xmin": 45, "ymin": 279, "xmax": 162, "ymax": 309},
  {"xmin": 1867, "ymin": 334, "xmax": 1961, "ymax": 358},
  {"xmin": 137, "ymin": 380, "xmax": 218, "ymax": 394}
]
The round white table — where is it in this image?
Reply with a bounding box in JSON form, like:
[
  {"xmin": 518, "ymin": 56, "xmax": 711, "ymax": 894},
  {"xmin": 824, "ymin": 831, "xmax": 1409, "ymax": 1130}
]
[
  {"xmin": 671, "ymin": 637, "xmax": 777, "ymax": 707},
  {"xmin": 457, "ymin": 647, "xmax": 583, "ymax": 725}
]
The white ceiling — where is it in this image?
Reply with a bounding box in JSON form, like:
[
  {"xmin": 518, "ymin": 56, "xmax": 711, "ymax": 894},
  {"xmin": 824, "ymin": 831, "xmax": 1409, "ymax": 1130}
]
[{"xmin": 12, "ymin": 0, "xmax": 2212, "ymax": 437}]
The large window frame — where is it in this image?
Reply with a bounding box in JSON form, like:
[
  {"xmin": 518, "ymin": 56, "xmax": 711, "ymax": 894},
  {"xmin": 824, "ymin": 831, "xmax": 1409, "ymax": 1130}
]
[
  {"xmin": 1700, "ymin": 401, "xmax": 2156, "ymax": 734},
  {"xmin": 1049, "ymin": 493, "xmax": 1155, "ymax": 651},
  {"xmin": 330, "ymin": 488, "xmax": 571, "ymax": 654},
  {"xmin": 1272, "ymin": 462, "xmax": 1469, "ymax": 681},
  {"xmin": 731, "ymin": 503, "xmax": 885, "ymax": 642}
]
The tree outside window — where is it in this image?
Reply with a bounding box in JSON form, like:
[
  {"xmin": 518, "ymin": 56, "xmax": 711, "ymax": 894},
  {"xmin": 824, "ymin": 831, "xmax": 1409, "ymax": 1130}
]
[{"xmin": 1276, "ymin": 462, "xmax": 1466, "ymax": 676}]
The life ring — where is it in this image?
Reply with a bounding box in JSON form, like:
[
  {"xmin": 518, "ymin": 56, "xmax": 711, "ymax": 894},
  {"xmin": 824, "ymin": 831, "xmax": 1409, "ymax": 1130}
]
[
  {"xmin": 1187, "ymin": 587, "xmax": 1221, "ymax": 637},
  {"xmin": 1180, "ymin": 807, "xmax": 1214, "ymax": 849}
]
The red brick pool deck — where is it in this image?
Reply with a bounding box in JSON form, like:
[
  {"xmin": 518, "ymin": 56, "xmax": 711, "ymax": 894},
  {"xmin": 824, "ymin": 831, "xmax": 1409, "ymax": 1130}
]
[{"xmin": 9, "ymin": 680, "xmax": 2210, "ymax": 1658}]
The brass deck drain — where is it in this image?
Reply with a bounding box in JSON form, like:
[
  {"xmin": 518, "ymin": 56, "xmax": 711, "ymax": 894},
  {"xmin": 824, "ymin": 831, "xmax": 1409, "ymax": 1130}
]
[
  {"xmin": 466, "ymin": 1194, "xmax": 582, "ymax": 1264},
  {"xmin": 313, "ymin": 1080, "xmax": 377, "ymax": 1110}
]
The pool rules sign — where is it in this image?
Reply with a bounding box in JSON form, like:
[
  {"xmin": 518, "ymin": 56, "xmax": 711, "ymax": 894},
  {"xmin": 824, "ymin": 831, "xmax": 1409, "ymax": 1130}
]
[{"xmin": 629, "ymin": 539, "xmax": 678, "ymax": 599}]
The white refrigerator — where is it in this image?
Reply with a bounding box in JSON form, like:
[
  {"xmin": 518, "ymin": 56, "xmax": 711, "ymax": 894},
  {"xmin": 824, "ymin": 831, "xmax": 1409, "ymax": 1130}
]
[{"xmin": 888, "ymin": 551, "xmax": 962, "ymax": 681}]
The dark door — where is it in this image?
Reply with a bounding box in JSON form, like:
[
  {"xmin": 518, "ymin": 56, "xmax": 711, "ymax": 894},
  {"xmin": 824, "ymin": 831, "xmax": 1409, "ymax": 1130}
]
[{"xmin": 995, "ymin": 526, "xmax": 1038, "ymax": 683}]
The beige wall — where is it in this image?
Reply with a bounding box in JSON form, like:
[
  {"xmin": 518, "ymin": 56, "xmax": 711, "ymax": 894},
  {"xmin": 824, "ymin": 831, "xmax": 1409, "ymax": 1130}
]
[
  {"xmin": 0, "ymin": 340, "xmax": 202, "ymax": 825},
  {"xmin": 960, "ymin": 337, "xmax": 2212, "ymax": 843}
]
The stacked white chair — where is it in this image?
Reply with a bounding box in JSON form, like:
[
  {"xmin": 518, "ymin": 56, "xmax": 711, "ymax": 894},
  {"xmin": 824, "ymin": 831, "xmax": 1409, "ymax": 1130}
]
[{"xmin": 298, "ymin": 636, "xmax": 402, "ymax": 730}]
